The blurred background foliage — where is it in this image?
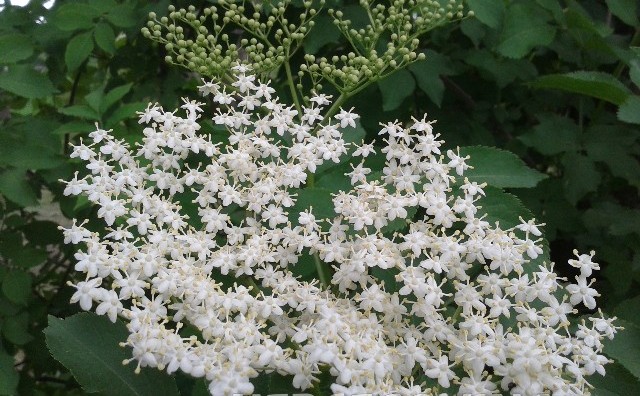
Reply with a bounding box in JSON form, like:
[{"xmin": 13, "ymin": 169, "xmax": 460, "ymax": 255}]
[{"xmin": 0, "ymin": 0, "xmax": 638, "ymax": 395}]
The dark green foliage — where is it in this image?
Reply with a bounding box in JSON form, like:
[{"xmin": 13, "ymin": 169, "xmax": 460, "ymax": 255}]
[{"xmin": 0, "ymin": 0, "xmax": 638, "ymax": 394}]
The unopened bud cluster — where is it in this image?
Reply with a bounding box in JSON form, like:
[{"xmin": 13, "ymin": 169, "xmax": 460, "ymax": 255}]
[{"xmin": 63, "ymin": 67, "xmax": 617, "ymax": 396}]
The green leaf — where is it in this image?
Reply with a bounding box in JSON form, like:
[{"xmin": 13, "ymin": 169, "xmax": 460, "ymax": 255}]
[
  {"xmin": 0, "ymin": 33, "xmax": 33, "ymax": 64},
  {"xmin": 102, "ymin": 83, "xmax": 133, "ymax": 113},
  {"xmin": 303, "ymin": 14, "xmax": 340, "ymax": 54},
  {"xmin": 85, "ymin": 89, "xmax": 104, "ymax": 113},
  {"xmin": 606, "ymin": 0, "xmax": 638, "ymax": 26},
  {"xmin": 561, "ymin": 152, "xmax": 601, "ymax": 204},
  {"xmin": 0, "ymin": 65, "xmax": 57, "ymax": 99},
  {"xmin": 518, "ymin": 114, "xmax": 580, "ymax": 155},
  {"xmin": 1, "ymin": 270, "xmax": 31, "ymax": 305},
  {"xmin": 290, "ymin": 188, "xmax": 335, "ymax": 224},
  {"xmin": 52, "ymin": 4, "xmax": 101, "ymax": 31},
  {"xmin": 615, "ymin": 296, "xmax": 640, "ymax": 327},
  {"xmin": 459, "ymin": 146, "xmax": 547, "ymax": 188},
  {"xmin": 618, "ymin": 95, "xmax": 640, "ymax": 124},
  {"xmin": 65, "ymin": 31, "xmax": 94, "ymax": 71},
  {"xmin": 106, "ymin": 5, "xmax": 138, "ymax": 28},
  {"xmin": 105, "ymin": 102, "xmax": 147, "ymax": 128},
  {"xmin": 53, "ymin": 120, "xmax": 95, "ymax": 136},
  {"xmin": 530, "ymin": 71, "xmax": 632, "ymax": 105},
  {"xmin": 467, "ymin": 0, "xmax": 504, "ymax": 29},
  {"xmin": 2, "ymin": 312, "xmax": 34, "ymax": 345},
  {"xmin": 0, "ymin": 168, "xmax": 38, "ymax": 207},
  {"xmin": 591, "ymin": 362, "xmax": 640, "ymax": 395},
  {"xmin": 378, "ymin": 69, "xmax": 415, "ymax": 111},
  {"xmin": 603, "ymin": 320, "xmax": 640, "ymax": 380},
  {"xmin": 45, "ymin": 313, "xmax": 180, "ymax": 396},
  {"xmin": 476, "ymin": 186, "xmax": 535, "ymax": 229},
  {"xmin": 630, "ymin": 60, "xmax": 640, "ymax": 88},
  {"xmin": 0, "ymin": 351, "xmax": 19, "ymax": 395},
  {"xmin": 94, "ymin": 22, "xmax": 116, "ymax": 54},
  {"xmin": 497, "ymin": 3, "xmax": 556, "ymax": 58},
  {"xmin": 59, "ymin": 104, "xmax": 101, "ymax": 120},
  {"xmin": 409, "ymin": 50, "xmax": 455, "ymax": 107}
]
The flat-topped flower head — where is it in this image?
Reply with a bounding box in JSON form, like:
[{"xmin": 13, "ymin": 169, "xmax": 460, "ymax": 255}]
[{"xmin": 62, "ymin": 67, "xmax": 617, "ymax": 396}]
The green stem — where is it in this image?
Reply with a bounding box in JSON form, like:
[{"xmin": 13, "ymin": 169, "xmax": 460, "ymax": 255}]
[
  {"xmin": 313, "ymin": 251, "xmax": 330, "ymax": 289},
  {"xmin": 284, "ymin": 57, "xmax": 303, "ymax": 116}
]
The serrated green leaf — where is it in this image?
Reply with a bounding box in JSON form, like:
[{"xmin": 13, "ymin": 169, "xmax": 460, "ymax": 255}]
[
  {"xmin": 1, "ymin": 270, "xmax": 31, "ymax": 305},
  {"xmin": 583, "ymin": 125, "xmax": 640, "ymax": 188},
  {"xmin": 53, "ymin": 120, "xmax": 95, "ymax": 136},
  {"xmin": 290, "ymin": 187, "xmax": 335, "ymax": 225},
  {"xmin": 65, "ymin": 31, "xmax": 94, "ymax": 71},
  {"xmin": 497, "ymin": 3, "xmax": 556, "ymax": 58},
  {"xmin": 603, "ymin": 320, "xmax": 640, "ymax": 380},
  {"xmin": 45, "ymin": 313, "xmax": 180, "ymax": 396},
  {"xmin": 591, "ymin": 362, "xmax": 640, "ymax": 395},
  {"xmin": 465, "ymin": 50, "xmax": 537, "ymax": 88},
  {"xmin": 467, "ymin": 0, "xmax": 504, "ymax": 29},
  {"xmin": 630, "ymin": 60, "xmax": 640, "ymax": 88},
  {"xmin": 531, "ymin": 71, "xmax": 632, "ymax": 105},
  {"xmin": 2, "ymin": 312, "xmax": 34, "ymax": 345},
  {"xmin": 94, "ymin": 22, "xmax": 116, "ymax": 54},
  {"xmin": 102, "ymin": 83, "xmax": 133, "ymax": 114},
  {"xmin": 303, "ymin": 14, "xmax": 340, "ymax": 54},
  {"xmin": 0, "ymin": 168, "xmax": 38, "ymax": 207},
  {"xmin": 606, "ymin": 0, "xmax": 638, "ymax": 26},
  {"xmin": 0, "ymin": 351, "xmax": 19, "ymax": 395},
  {"xmin": 409, "ymin": 50, "xmax": 455, "ymax": 106},
  {"xmin": 459, "ymin": 146, "xmax": 547, "ymax": 188},
  {"xmin": 561, "ymin": 152, "xmax": 601, "ymax": 204},
  {"xmin": 52, "ymin": 4, "xmax": 101, "ymax": 31},
  {"xmin": 519, "ymin": 115, "xmax": 580, "ymax": 155},
  {"xmin": 476, "ymin": 186, "xmax": 534, "ymax": 229},
  {"xmin": 618, "ymin": 95, "xmax": 640, "ymax": 124},
  {"xmin": 378, "ymin": 69, "xmax": 415, "ymax": 111},
  {"xmin": 59, "ymin": 104, "xmax": 101, "ymax": 120},
  {"xmin": 0, "ymin": 65, "xmax": 57, "ymax": 98},
  {"xmin": 0, "ymin": 33, "xmax": 33, "ymax": 64},
  {"xmin": 85, "ymin": 89, "xmax": 104, "ymax": 113}
]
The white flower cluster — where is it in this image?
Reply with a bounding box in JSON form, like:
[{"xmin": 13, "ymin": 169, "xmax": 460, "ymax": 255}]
[{"xmin": 62, "ymin": 66, "xmax": 618, "ymax": 396}]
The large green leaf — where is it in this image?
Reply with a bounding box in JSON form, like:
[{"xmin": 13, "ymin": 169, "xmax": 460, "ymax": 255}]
[
  {"xmin": 591, "ymin": 362, "xmax": 640, "ymax": 395},
  {"xmin": 378, "ymin": 69, "xmax": 415, "ymax": 111},
  {"xmin": 561, "ymin": 152, "xmax": 601, "ymax": 204},
  {"xmin": 94, "ymin": 22, "xmax": 116, "ymax": 54},
  {"xmin": 106, "ymin": 5, "xmax": 138, "ymax": 28},
  {"xmin": 459, "ymin": 146, "xmax": 547, "ymax": 188},
  {"xmin": 0, "ymin": 33, "xmax": 33, "ymax": 63},
  {"xmin": 0, "ymin": 168, "xmax": 38, "ymax": 207},
  {"xmin": 65, "ymin": 31, "xmax": 94, "ymax": 71},
  {"xmin": 605, "ymin": 0, "xmax": 638, "ymax": 26},
  {"xmin": 0, "ymin": 65, "xmax": 57, "ymax": 98},
  {"xmin": 476, "ymin": 186, "xmax": 535, "ymax": 229},
  {"xmin": 409, "ymin": 50, "xmax": 456, "ymax": 107},
  {"xmin": 518, "ymin": 114, "xmax": 580, "ymax": 155},
  {"xmin": 303, "ymin": 14, "xmax": 340, "ymax": 54},
  {"xmin": 102, "ymin": 83, "xmax": 133, "ymax": 113},
  {"xmin": 467, "ymin": 0, "xmax": 504, "ymax": 29},
  {"xmin": 45, "ymin": 313, "xmax": 180, "ymax": 396},
  {"xmin": 1, "ymin": 270, "xmax": 32, "ymax": 306},
  {"xmin": 530, "ymin": 71, "xmax": 632, "ymax": 105},
  {"xmin": 52, "ymin": 3, "xmax": 101, "ymax": 31},
  {"xmin": 603, "ymin": 320, "xmax": 640, "ymax": 380},
  {"xmin": 497, "ymin": 3, "xmax": 556, "ymax": 58}
]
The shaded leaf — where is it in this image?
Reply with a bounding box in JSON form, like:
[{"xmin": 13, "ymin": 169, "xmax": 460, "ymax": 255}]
[
  {"xmin": 561, "ymin": 152, "xmax": 601, "ymax": 204},
  {"xmin": 617, "ymin": 95, "xmax": 640, "ymax": 124},
  {"xmin": 0, "ymin": 33, "xmax": 33, "ymax": 63},
  {"xmin": 409, "ymin": 50, "xmax": 455, "ymax": 106},
  {"xmin": 603, "ymin": 320, "xmax": 640, "ymax": 380},
  {"xmin": 303, "ymin": 14, "xmax": 340, "ymax": 54},
  {"xmin": 467, "ymin": 0, "xmax": 504, "ymax": 29},
  {"xmin": 2, "ymin": 312, "xmax": 34, "ymax": 345},
  {"xmin": 378, "ymin": 69, "xmax": 415, "ymax": 111},
  {"xmin": 459, "ymin": 146, "xmax": 548, "ymax": 188},
  {"xmin": 65, "ymin": 31, "xmax": 94, "ymax": 71},
  {"xmin": 45, "ymin": 313, "xmax": 180, "ymax": 396},
  {"xmin": 497, "ymin": 3, "xmax": 556, "ymax": 58},
  {"xmin": 530, "ymin": 71, "xmax": 631, "ymax": 105},
  {"xmin": 0, "ymin": 168, "xmax": 38, "ymax": 207},
  {"xmin": 105, "ymin": 101, "xmax": 147, "ymax": 128},
  {"xmin": 52, "ymin": 3, "xmax": 101, "ymax": 31},
  {"xmin": 0, "ymin": 65, "xmax": 57, "ymax": 98},
  {"xmin": 102, "ymin": 83, "xmax": 133, "ymax": 113},
  {"xmin": 605, "ymin": 0, "xmax": 638, "ymax": 26},
  {"xmin": 94, "ymin": 22, "xmax": 116, "ymax": 54},
  {"xmin": 1, "ymin": 270, "xmax": 31, "ymax": 305},
  {"xmin": 59, "ymin": 104, "xmax": 101, "ymax": 120},
  {"xmin": 106, "ymin": 5, "xmax": 138, "ymax": 28},
  {"xmin": 519, "ymin": 114, "xmax": 580, "ymax": 155},
  {"xmin": 0, "ymin": 351, "xmax": 19, "ymax": 395}
]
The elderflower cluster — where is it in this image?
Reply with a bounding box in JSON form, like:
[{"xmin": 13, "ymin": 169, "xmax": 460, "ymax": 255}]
[{"xmin": 62, "ymin": 67, "xmax": 618, "ymax": 396}]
